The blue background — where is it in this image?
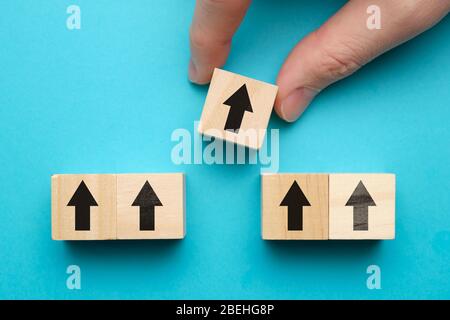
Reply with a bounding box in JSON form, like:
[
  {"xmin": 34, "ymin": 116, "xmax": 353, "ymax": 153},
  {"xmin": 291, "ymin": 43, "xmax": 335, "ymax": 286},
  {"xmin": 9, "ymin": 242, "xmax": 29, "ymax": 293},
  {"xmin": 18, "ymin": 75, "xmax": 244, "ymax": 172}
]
[{"xmin": 0, "ymin": 0, "xmax": 449, "ymax": 299}]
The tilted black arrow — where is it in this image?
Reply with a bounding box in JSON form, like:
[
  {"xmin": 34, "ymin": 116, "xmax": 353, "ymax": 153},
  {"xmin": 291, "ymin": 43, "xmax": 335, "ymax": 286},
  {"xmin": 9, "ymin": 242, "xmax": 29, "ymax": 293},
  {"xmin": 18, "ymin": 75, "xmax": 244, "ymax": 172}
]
[
  {"xmin": 345, "ymin": 181, "xmax": 376, "ymax": 231},
  {"xmin": 67, "ymin": 180, "xmax": 98, "ymax": 231},
  {"xmin": 132, "ymin": 181, "xmax": 163, "ymax": 231},
  {"xmin": 280, "ymin": 181, "xmax": 311, "ymax": 231},
  {"xmin": 223, "ymin": 84, "xmax": 253, "ymax": 132}
]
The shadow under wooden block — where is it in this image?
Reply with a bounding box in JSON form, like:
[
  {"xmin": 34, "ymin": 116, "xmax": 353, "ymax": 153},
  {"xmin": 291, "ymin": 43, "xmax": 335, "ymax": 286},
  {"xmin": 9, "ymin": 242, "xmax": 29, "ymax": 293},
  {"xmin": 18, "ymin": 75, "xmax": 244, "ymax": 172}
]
[
  {"xmin": 329, "ymin": 174, "xmax": 395, "ymax": 240},
  {"xmin": 262, "ymin": 174, "xmax": 329, "ymax": 240},
  {"xmin": 198, "ymin": 68, "xmax": 278, "ymax": 150},
  {"xmin": 52, "ymin": 174, "xmax": 117, "ymax": 240},
  {"xmin": 116, "ymin": 173, "xmax": 185, "ymax": 240}
]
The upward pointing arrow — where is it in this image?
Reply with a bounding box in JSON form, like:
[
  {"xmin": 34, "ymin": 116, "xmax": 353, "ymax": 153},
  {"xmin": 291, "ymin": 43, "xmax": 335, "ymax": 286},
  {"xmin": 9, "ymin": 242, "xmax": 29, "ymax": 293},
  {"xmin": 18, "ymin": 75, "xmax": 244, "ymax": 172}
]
[
  {"xmin": 67, "ymin": 181, "xmax": 98, "ymax": 231},
  {"xmin": 345, "ymin": 181, "xmax": 376, "ymax": 231},
  {"xmin": 280, "ymin": 181, "xmax": 311, "ymax": 231},
  {"xmin": 132, "ymin": 181, "xmax": 163, "ymax": 231},
  {"xmin": 223, "ymin": 84, "xmax": 253, "ymax": 132}
]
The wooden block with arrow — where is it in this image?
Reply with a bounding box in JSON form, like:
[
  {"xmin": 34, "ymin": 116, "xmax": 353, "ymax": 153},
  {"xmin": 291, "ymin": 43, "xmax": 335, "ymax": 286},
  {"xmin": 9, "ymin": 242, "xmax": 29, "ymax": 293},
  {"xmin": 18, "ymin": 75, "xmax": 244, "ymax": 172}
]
[
  {"xmin": 51, "ymin": 174, "xmax": 117, "ymax": 240},
  {"xmin": 328, "ymin": 174, "xmax": 395, "ymax": 240},
  {"xmin": 51, "ymin": 173, "xmax": 185, "ymax": 240},
  {"xmin": 116, "ymin": 173, "xmax": 185, "ymax": 239},
  {"xmin": 261, "ymin": 174, "xmax": 329, "ymax": 240},
  {"xmin": 198, "ymin": 68, "xmax": 278, "ymax": 150}
]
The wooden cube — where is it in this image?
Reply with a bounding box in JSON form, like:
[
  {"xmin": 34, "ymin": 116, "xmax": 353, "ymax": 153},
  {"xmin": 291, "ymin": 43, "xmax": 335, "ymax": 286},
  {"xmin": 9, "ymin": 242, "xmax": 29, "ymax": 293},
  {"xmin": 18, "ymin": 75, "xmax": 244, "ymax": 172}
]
[
  {"xmin": 329, "ymin": 174, "xmax": 395, "ymax": 240},
  {"xmin": 198, "ymin": 68, "xmax": 278, "ymax": 150},
  {"xmin": 261, "ymin": 174, "xmax": 329, "ymax": 240},
  {"xmin": 52, "ymin": 174, "xmax": 117, "ymax": 240},
  {"xmin": 116, "ymin": 173, "xmax": 185, "ymax": 239}
]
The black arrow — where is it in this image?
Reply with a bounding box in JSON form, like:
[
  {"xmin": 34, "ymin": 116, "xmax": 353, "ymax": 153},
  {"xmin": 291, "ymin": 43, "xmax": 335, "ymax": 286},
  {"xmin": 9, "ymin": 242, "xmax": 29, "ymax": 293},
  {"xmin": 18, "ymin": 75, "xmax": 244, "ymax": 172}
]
[
  {"xmin": 132, "ymin": 181, "xmax": 163, "ymax": 231},
  {"xmin": 280, "ymin": 181, "xmax": 311, "ymax": 231},
  {"xmin": 345, "ymin": 181, "xmax": 376, "ymax": 231},
  {"xmin": 67, "ymin": 180, "xmax": 98, "ymax": 231},
  {"xmin": 223, "ymin": 84, "xmax": 253, "ymax": 132}
]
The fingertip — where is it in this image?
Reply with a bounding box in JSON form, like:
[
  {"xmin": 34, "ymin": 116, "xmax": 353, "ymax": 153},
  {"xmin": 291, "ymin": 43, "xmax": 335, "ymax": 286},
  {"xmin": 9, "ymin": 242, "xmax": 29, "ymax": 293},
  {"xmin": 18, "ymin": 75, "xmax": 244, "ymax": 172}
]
[
  {"xmin": 188, "ymin": 59, "xmax": 212, "ymax": 85},
  {"xmin": 275, "ymin": 87, "xmax": 318, "ymax": 122}
]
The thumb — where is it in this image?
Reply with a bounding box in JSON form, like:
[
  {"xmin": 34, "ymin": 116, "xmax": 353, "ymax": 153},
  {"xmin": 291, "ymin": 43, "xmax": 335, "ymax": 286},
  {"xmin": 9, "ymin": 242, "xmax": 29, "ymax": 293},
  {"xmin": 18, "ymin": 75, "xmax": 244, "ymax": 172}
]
[{"xmin": 275, "ymin": 0, "xmax": 450, "ymax": 122}]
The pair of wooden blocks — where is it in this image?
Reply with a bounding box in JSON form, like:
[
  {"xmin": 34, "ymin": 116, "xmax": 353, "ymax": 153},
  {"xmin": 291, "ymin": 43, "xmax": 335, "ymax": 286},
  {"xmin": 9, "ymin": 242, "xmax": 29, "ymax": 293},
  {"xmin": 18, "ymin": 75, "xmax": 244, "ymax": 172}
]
[
  {"xmin": 52, "ymin": 174, "xmax": 185, "ymax": 240},
  {"xmin": 52, "ymin": 173, "xmax": 395, "ymax": 240},
  {"xmin": 262, "ymin": 173, "xmax": 395, "ymax": 240}
]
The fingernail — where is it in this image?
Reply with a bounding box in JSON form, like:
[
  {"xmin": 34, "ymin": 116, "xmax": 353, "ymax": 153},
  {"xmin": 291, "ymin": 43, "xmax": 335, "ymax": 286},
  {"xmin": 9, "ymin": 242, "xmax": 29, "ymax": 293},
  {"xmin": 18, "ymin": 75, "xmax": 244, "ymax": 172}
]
[
  {"xmin": 188, "ymin": 59, "xmax": 198, "ymax": 83},
  {"xmin": 280, "ymin": 87, "xmax": 318, "ymax": 122}
]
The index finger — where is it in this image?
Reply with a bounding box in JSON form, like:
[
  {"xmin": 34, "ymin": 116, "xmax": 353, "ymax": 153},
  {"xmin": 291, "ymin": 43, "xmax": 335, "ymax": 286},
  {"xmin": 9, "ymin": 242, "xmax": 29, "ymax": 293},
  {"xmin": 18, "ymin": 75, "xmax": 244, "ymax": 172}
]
[{"xmin": 189, "ymin": 0, "xmax": 252, "ymax": 84}]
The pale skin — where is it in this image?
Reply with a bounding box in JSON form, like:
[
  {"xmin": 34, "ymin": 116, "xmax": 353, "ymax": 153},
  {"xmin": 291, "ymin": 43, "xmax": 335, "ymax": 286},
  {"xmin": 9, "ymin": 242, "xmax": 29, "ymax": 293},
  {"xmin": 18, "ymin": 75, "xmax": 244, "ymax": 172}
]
[{"xmin": 189, "ymin": 0, "xmax": 450, "ymax": 122}]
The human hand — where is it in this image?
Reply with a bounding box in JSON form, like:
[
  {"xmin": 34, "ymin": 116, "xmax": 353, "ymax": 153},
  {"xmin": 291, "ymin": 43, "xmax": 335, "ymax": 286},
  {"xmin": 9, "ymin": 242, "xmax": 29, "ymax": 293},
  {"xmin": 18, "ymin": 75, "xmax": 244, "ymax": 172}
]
[{"xmin": 188, "ymin": 0, "xmax": 449, "ymax": 122}]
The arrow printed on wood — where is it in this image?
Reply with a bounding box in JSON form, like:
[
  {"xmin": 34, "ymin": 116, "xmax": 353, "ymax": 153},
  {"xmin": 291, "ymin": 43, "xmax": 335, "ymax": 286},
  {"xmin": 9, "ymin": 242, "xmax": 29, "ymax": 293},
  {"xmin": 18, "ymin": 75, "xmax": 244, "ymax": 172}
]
[
  {"xmin": 345, "ymin": 181, "xmax": 376, "ymax": 231},
  {"xmin": 132, "ymin": 181, "xmax": 163, "ymax": 231},
  {"xmin": 67, "ymin": 181, "xmax": 98, "ymax": 231},
  {"xmin": 280, "ymin": 181, "xmax": 311, "ymax": 231},
  {"xmin": 223, "ymin": 84, "xmax": 253, "ymax": 132}
]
